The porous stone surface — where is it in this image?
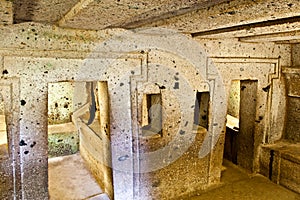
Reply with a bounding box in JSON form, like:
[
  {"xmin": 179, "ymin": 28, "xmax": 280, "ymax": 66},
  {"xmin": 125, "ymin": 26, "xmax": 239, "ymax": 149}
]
[
  {"xmin": 136, "ymin": 0, "xmax": 300, "ymax": 32},
  {"xmin": 58, "ymin": 0, "xmax": 209, "ymax": 30},
  {"xmin": 13, "ymin": 0, "xmax": 79, "ymax": 23},
  {"xmin": 283, "ymin": 68, "xmax": 300, "ymax": 143},
  {"xmin": 0, "ymin": 10, "xmax": 298, "ymax": 199},
  {"xmin": 48, "ymin": 153, "xmax": 103, "ymax": 200},
  {"xmin": 0, "ymin": 0, "xmax": 12, "ymax": 25},
  {"xmin": 189, "ymin": 160, "xmax": 300, "ymax": 200},
  {"xmin": 285, "ymin": 97, "xmax": 300, "ymax": 142},
  {"xmin": 227, "ymin": 80, "xmax": 240, "ymax": 118},
  {"xmin": 292, "ymin": 44, "xmax": 300, "ymax": 67},
  {"xmin": 48, "ymin": 82, "xmax": 75, "ymax": 125},
  {"xmin": 261, "ymin": 141, "xmax": 300, "ymax": 194}
]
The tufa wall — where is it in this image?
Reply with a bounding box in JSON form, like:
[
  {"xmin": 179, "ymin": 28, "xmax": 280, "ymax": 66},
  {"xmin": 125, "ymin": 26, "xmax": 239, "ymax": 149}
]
[{"xmin": 0, "ymin": 22, "xmax": 295, "ymax": 199}]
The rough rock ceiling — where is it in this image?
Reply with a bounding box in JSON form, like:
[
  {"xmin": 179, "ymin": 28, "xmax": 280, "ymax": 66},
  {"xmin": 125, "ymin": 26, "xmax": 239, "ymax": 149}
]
[
  {"xmin": 58, "ymin": 0, "xmax": 228, "ymax": 30},
  {"xmin": 13, "ymin": 0, "xmax": 79, "ymax": 23},
  {"xmin": 13, "ymin": 0, "xmax": 230, "ymax": 30},
  {"xmin": 7, "ymin": 0, "xmax": 300, "ymax": 43}
]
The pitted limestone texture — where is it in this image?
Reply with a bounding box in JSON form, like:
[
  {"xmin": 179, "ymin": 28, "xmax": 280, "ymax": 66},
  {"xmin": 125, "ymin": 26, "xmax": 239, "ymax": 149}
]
[
  {"xmin": 48, "ymin": 82, "xmax": 75, "ymax": 125},
  {"xmin": 0, "ymin": 19, "xmax": 298, "ymax": 200}
]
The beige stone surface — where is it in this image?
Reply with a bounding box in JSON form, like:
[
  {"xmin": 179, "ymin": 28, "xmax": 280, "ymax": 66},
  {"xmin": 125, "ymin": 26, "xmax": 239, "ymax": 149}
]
[
  {"xmin": 188, "ymin": 160, "xmax": 300, "ymax": 200},
  {"xmin": 127, "ymin": 0, "xmax": 300, "ymax": 32},
  {"xmin": 48, "ymin": 122, "xmax": 77, "ymax": 134},
  {"xmin": 0, "ymin": 0, "xmax": 12, "ymax": 25},
  {"xmin": 13, "ymin": 0, "xmax": 79, "ymax": 23},
  {"xmin": 261, "ymin": 141, "xmax": 300, "ymax": 194},
  {"xmin": 0, "ymin": 0, "xmax": 300, "ymax": 198},
  {"xmin": 48, "ymin": 153, "xmax": 103, "ymax": 200},
  {"xmin": 0, "ymin": 115, "xmax": 7, "ymax": 146},
  {"xmin": 58, "ymin": 0, "xmax": 226, "ymax": 30}
]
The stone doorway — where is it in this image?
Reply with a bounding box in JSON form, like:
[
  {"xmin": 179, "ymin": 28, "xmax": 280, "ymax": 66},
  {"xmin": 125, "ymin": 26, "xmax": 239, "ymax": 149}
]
[
  {"xmin": 224, "ymin": 80, "xmax": 258, "ymax": 172},
  {"xmin": 47, "ymin": 81, "xmax": 113, "ymax": 199}
]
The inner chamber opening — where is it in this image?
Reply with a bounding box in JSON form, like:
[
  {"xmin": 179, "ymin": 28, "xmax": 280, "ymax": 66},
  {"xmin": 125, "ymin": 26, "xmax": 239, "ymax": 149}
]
[
  {"xmin": 47, "ymin": 81, "xmax": 112, "ymax": 200},
  {"xmin": 0, "ymin": 94, "xmax": 8, "ymax": 158},
  {"xmin": 194, "ymin": 91, "xmax": 210, "ymax": 130},
  {"xmin": 223, "ymin": 80, "xmax": 258, "ymax": 172},
  {"xmin": 142, "ymin": 93, "xmax": 163, "ymax": 137},
  {"xmin": 224, "ymin": 80, "xmax": 240, "ymax": 165}
]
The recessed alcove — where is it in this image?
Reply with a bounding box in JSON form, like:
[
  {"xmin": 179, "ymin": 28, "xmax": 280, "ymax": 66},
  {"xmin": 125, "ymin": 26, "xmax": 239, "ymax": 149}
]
[
  {"xmin": 142, "ymin": 93, "xmax": 162, "ymax": 137},
  {"xmin": 194, "ymin": 91, "xmax": 210, "ymax": 130}
]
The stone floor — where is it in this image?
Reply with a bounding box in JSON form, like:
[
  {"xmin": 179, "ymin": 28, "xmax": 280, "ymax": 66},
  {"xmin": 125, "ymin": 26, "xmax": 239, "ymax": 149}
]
[
  {"xmin": 48, "ymin": 153, "xmax": 109, "ymax": 200},
  {"xmin": 48, "ymin": 154, "xmax": 300, "ymax": 200},
  {"xmin": 187, "ymin": 159, "xmax": 300, "ymax": 200}
]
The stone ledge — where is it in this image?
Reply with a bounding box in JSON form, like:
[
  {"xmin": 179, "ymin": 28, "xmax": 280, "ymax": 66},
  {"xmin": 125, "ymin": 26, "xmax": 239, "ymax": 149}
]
[
  {"xmin": 48, "ymin": 122, "xmax": 77, "ymax": 134},
  {"xmin": 263, "ymin": 141, "xmax": 300, "ymax": 164},
  {"xmin": 261, "ymin": 140, "xmax": 300, "ymax": 194},
  {"xmin": 282, "ymin": 67, "xmax": 300, "ymax": 74}
]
